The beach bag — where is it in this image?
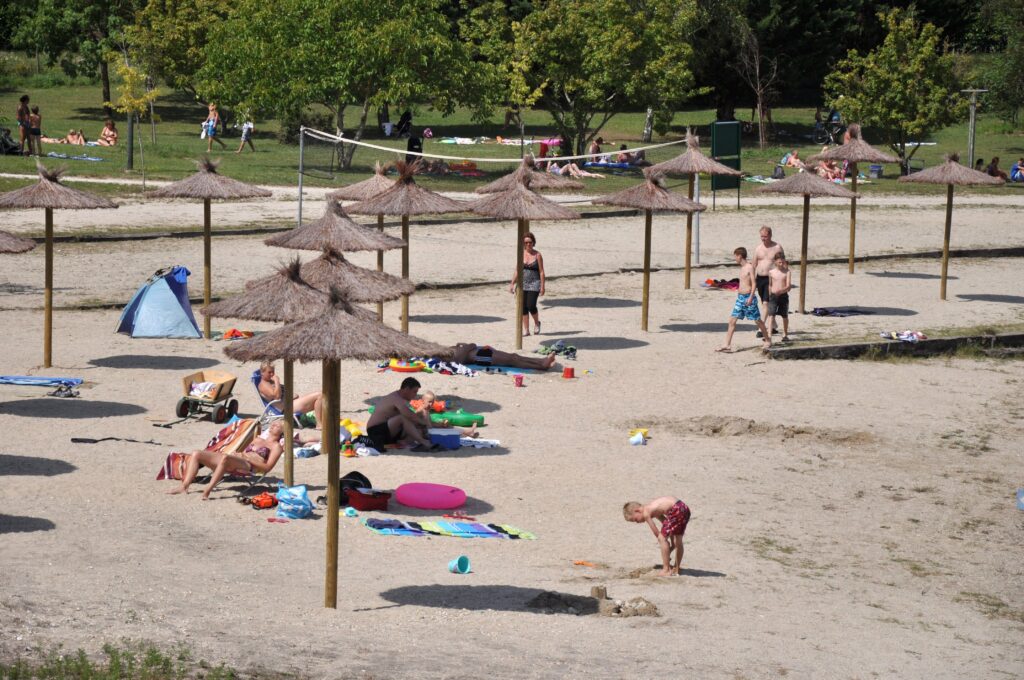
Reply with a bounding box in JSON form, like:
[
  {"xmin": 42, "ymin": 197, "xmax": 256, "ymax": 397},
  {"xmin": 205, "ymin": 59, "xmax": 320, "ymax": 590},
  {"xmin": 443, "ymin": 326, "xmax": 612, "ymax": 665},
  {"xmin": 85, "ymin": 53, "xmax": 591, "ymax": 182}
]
[
  {"xmin": 200, "ymin": 124, "xmax": 207, "ymax": 140},
  {"xmin": 276, "ymin": 484, "xmax": 313, "ymax": 519},
  {"xmin": 771, "ymin": 164, "xmax": 785, "ymax": 180},
  {"xmin": 338, "ymin": 471, "xmax": 372, "ymax": 507}
]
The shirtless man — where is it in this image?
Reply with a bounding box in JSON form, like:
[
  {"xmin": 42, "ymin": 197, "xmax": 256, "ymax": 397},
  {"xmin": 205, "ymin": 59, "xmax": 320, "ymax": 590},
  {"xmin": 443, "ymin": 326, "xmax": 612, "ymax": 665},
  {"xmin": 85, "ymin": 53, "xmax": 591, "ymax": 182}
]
[
  {"xmin": 365, "ymin": 377, "xmax": 437, "ymax": 452},
  {"xmin": 766, "ymin": 253, "xmax": 792, "ymax": 342},
  {"xmin": 751, "ymin": 226, "xmax": 784, "ymax": 336},
  {"xmin": 717, "ymin": 247, "xmax": 770, "ymax": 353},
  {"xmin": 450, "ymin": 343, "xmax": 556, "ymax": 371}
]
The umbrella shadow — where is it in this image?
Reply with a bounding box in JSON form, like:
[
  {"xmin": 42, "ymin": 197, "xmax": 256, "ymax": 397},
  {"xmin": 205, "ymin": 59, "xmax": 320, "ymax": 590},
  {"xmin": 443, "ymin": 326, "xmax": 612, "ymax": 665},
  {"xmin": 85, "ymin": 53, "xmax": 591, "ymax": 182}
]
[
  {"xmin": 661, "ymin": 322, "xmax": 757, "ymax": 333},
  {"xmin": 866, "ymin": 271, "xmax": 957, "ymax": 281},
  {"xmin": 814, "ymin": 306, "xmax": 917, "ymax": 317},
  {"xmin": 539, "ymin": 336, "xmax": 648, "ymax": 350},
  {"xmin": 389, "ymin": 495, "xmax": 495, "ymax": 517},
  {"xmin": 360, "ymin": 397, "xmax": 501, "ymax": 414},
  {"xmin": 378, "ymin": 585, "xmax": 596, "ymax": 615},
  {"xmin": 680, "ymin": 568, "xmax": 727, "ymax": 578},
  {"xmin": 384, "ymin": 444, "xmax": 510, "ymax": 459},
  {"xmin": 957, "ymin": 294, "xmax": 1024, "ymax": 305},
  {"xmin": 409, "ymin": 314, "xmax": 504, "ymax": 324},
  {"xmin": 542, "ymin": 297, "xmax": 641, "ymax": 309},
  {"xmin": 89, "ymin": 355, "xmax": 220, "ymax": 370},
  {"xmin": 0, "ymin": 454, "xmax": 76, "ymax": 476},
  {"xmin": 0, "ymin": 399, "xmax": 146, "ymax": 418},
  {"xmin": 0, "ymin": 282, "xmax": 44, "ymax": 295},
  {"xmin": 0, "ymin": 514, "xmax": 56, "ymax": 534}
]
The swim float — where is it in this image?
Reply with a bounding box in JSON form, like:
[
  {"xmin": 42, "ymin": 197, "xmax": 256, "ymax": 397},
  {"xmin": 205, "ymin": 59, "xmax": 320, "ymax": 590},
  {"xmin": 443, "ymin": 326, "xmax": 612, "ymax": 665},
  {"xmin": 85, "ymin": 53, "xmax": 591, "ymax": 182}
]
[
  {"xmin": 395, "ymin": 482, "xmax": 467, "ymax": 510},
  {"xmin": 389, "ymin": 359, "xmax": 427, "ymax": 372}
]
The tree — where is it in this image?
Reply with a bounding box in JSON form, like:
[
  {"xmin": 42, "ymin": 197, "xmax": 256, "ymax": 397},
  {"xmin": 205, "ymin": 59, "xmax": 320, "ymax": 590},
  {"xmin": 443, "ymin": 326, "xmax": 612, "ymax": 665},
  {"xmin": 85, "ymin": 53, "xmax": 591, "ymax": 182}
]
[
  {"xmin": 107, "ymin": 55, "xmax": 161, "ymax": 183},
  {"xmin": 12, "ymin": 0, "xmax": 141, "ymax": 116},
  {"xmin": 733, "ymin": 21, "xmax": 779, "ymax": 149},
  {"xmin": 824, "ymin": 8, "xmax": 966, "ymax": 170},
  {"xmin": 971, "ymin": 0, "xmax": 1024, "ymax": 127},
  {"xmin": 198, "ymin": 0, "xmax": 475, "ymax": 167}
]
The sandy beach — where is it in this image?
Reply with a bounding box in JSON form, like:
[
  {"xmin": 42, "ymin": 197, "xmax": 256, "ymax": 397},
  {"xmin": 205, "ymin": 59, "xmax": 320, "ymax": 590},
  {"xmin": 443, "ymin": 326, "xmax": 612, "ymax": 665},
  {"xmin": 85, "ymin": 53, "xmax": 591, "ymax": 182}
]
[{"xmin": 1, "ymin": 189, "xmax": 1023, "ymax": 679}]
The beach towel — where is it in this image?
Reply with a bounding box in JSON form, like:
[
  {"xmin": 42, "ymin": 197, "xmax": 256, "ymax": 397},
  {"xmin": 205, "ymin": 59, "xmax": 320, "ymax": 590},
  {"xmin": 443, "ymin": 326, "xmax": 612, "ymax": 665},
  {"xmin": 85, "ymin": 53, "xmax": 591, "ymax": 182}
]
[
  {"xmin": 156, "ymin": 452, "xmax": 190, "ymax": 480},
  {"xmin": 879, "ymin": 330, "xmax": 927, "ymax": 343},
  {"xmin": 0, "ymin": 376, "xmax": 83, "ymax": 388},
  {"xmin": 700, "ymin": 278, "xmax": 740, "ymax": 290},
  {"xmin": 464, "ymin": 363, "xmax": 541, "ymax": 375},
  {"xmin": 812, "ymin": 307, "xmax": 873, "ymax": 317},
  {"xmin": 460, "ymin": 437, "xmax": 499, "ymax": 448},
  {"xmin": 46, "ymin": 152, "xmax": 104, "ymax": 162},
  {"xmin": 363, "ymin": 519, "xmax": 535, "ymax": 539},
  {"xmin": 377, "ymin": 357, "xmax": 477, "ymax": 377}
]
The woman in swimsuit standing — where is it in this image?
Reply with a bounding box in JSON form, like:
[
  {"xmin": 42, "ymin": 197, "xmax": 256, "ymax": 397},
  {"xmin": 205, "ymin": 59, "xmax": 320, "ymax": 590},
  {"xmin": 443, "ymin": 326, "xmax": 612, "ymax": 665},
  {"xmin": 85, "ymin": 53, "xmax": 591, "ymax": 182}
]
[
  {"xmin": 168, "ymin": 419, "xmax": 285, "ymax": 499},
  {"xmin": 16, "ymin": 95, "xmax": 30, "ymax": 156},
  {"xmin": 509, "ymin": 230, "xmax": 546, "ymax": 336}
]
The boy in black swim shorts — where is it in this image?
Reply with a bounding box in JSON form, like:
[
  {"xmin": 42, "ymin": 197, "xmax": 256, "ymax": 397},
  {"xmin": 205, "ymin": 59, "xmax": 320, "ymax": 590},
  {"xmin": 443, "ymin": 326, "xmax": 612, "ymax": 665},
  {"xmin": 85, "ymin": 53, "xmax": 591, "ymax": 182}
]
[{"xmin": 766, "ymin": 253, "xmax": 792, "ymax": 342}]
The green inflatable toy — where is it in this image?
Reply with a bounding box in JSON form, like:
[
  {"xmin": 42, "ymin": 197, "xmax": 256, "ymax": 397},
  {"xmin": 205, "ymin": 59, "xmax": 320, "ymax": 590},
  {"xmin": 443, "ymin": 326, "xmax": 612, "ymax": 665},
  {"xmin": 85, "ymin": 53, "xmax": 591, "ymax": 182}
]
[{"xmin": 366, "ymin": 406, "xmax": 485, "ymax": 427}]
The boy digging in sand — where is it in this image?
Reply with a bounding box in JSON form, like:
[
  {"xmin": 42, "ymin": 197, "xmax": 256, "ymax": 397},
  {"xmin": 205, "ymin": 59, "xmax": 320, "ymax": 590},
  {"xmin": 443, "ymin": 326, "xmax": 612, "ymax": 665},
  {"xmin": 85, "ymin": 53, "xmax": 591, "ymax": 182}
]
[
  {"xmin": 717, "ymin": 247, "xmax": 770, "ymax": 352},
  {"xmin": 623, "ymin": 497, "xmax": 692, "ymax": 576}
]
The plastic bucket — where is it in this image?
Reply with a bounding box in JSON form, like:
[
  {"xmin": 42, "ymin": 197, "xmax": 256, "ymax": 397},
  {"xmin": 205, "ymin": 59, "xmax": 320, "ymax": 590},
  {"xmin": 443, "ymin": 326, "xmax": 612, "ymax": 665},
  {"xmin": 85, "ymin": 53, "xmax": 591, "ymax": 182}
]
[
  {"xmin": 562, "ymin": 366, "xmax": 575, "ymax": 379},
  {"xmin": 448, "ymin": 555, "xmax": 471, "ymax": 574}
]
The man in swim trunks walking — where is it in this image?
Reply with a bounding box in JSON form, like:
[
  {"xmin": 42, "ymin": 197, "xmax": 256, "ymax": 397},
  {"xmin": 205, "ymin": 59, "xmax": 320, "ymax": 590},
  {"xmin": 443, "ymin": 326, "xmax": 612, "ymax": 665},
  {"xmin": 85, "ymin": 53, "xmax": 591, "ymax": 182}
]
[
  {"xmin": 718, "ymin": 247, "xmax": 770, "ymax": 352},
  {"xmin": 752, "ymin": 226, "xmax": 784, "ymax": 336},
  {"xmin": 365, "ymin": 377, "xmax": 438, "ymax": 452}
]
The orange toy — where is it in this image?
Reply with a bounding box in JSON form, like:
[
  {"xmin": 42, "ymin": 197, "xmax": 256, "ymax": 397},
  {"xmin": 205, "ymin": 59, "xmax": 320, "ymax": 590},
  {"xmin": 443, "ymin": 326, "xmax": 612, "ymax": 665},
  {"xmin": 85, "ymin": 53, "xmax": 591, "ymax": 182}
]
[{"xmin": 410, "ymin": 398, "xmax": 446, "ymax": 413}]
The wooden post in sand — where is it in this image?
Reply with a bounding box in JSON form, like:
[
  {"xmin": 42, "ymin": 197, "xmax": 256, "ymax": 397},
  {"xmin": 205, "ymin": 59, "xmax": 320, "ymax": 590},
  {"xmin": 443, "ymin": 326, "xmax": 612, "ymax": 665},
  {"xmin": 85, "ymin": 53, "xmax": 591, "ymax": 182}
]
[
  {"xmin": 799, "ymin": 195, "xmax": 810, "ymax": 314},
  {"xmin": 848, "ymin": 168, "xmax": 858, "ymax": 274},
  {"xmin": 283, "ymin": 359, "xmax": 294, "ymax": 487},
  {"xmin": 376, "ymin": 214, "xmax": 385, "ymax": 321},
  {"xmin": 203, "ymin": 198, "xmax": 212, "ymax": 339},
  {"xmin": 684, "ymin": 174, "xmax": 694, "ymax": 289},
  {"xmin": 515, "ymin": 218, "xmax": 526, "ymax": 350},
  {"xmin": 43, "ymin": 208, "xmax": 53, "ymax": 368},
  {"xmin": 400, "ymin": 215, "xmax": 409, "ymax": 333},
  {"xmin": 940, "ymin": 184, "xmax": 953, "ymax": 300},
  {"xmin": 641, "ymin": 209, "xmax": 652, "ymax": 331},
  {"xmin": 323, "ymin": 359, "xmax": 341, "ymax": 608}
]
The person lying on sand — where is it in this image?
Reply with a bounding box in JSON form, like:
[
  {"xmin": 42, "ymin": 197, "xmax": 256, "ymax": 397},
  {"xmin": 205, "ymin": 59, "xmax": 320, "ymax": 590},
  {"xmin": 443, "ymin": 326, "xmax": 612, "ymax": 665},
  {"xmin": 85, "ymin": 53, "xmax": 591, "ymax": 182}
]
[
  {"xmin": 257, "ymin": 361, "xmax": 322, "ymax": 427},
  {"xmin": 366, "ymin": 377, "xmax": 438, "ymax": 452},
  {"xmin": 623, "ymin": 496, "xmax": 692, "ymax": 576},
  {"xmin": 168, "ymin": 419, "xmax": 285, "ymax": 500},
  {"xmin": 416, "ymin": 391, "xmax": 478, "ymax": 438},
  {"xmin": 451, "ymin": 343, "xmax": 556, "ymax": 371}
]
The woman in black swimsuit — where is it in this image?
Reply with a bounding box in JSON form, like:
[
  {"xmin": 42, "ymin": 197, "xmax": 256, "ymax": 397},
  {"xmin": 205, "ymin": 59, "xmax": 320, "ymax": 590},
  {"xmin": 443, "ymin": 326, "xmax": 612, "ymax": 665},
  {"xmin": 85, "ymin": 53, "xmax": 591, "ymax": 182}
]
[{"xmin": 509, "ymin": 231, "xmax": 546, "ymax": 336}]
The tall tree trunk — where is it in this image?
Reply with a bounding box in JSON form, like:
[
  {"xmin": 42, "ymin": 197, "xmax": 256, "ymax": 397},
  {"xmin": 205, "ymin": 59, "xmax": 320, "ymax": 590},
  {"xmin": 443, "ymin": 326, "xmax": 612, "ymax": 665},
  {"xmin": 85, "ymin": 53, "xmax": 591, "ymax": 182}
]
[
  {"xmin": 757, "ymin": 96, "xmax": 768, "ymax": 150},
  {"xmin": 340, "ymin": 99, "xmax": 371, "ymax": 169},
  {"xmin": 642, "ymin": 106, "xmax": 654, "ymax": 143},
  {"xmin": 100, "ymin": 61, "xmax": 113, "ymax": 118}
]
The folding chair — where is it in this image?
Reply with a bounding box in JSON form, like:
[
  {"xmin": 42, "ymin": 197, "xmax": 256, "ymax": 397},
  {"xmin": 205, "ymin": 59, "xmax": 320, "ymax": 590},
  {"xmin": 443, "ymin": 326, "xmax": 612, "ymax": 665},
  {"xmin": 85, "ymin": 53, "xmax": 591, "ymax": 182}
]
[{"xmin": 250, "ymin": 369, "xmax": 303, "ymax": 428}]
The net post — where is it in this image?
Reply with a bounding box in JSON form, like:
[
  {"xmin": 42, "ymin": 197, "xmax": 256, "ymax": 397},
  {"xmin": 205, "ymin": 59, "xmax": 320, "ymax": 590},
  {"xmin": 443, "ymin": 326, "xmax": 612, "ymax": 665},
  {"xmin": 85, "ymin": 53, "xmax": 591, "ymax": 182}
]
[{"xmin": 297, "ymin": 126, "xmax": 305, "ymax": 227}]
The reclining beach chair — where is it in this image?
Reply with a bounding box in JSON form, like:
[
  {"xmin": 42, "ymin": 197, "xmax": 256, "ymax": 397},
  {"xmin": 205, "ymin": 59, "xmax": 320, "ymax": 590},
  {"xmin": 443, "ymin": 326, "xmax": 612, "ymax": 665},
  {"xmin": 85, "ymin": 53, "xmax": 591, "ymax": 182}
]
[{"xmin": 251, "ymin": 369, "xmax": 303, "ymax": 428}]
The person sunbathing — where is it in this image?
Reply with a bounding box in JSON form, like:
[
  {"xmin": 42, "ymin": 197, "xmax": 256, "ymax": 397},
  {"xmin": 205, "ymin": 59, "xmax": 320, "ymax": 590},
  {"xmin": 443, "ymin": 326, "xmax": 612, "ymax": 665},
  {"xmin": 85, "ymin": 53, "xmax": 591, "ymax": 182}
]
[
  {"xmin": 547, "ymin": 161, "xmax": 604, "ymax": 179},
  {"xmin": 168, "ymin": 419, "xmax": 285, "ymax": 499},
  {"xmin": 784, "ymin": 150, "xmax": 802, "ymax": 168},
  {"xmin": 451, "ymin": 343, "xmax": 557, "ymax": 371},
  {"xmin": 97, "ymin": 119, "xmax": 118, "ymax": 146},
  {"xmin": 63, "ymin": 129, "xmax": 86, "ymax": 145},
  {"xmin": 257, "ymin": 361, "xmax": 322, "ymax": 426}
]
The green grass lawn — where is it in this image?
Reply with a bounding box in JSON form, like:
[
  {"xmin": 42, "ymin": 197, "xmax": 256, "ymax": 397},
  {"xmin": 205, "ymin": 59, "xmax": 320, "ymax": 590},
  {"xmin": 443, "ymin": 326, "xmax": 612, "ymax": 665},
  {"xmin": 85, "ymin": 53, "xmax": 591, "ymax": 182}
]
[{"xmin": 2, "ymin": 82, "xmax": 1022, "ymax": 198}]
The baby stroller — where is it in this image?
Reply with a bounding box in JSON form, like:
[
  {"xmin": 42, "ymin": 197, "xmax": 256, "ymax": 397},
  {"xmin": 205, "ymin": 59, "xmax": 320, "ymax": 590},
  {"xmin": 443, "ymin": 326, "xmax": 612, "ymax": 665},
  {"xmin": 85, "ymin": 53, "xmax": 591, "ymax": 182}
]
[
  {"xmin": 396, "ymin": 110, "xmax": 412, "ymax": 138},
  {"xmin": 0, "ymin": 125, "xmax": 19, "ymax": 156},
  {"xmin": 812, "ymin": 110, "xmax": 845, "ymax": 145}
]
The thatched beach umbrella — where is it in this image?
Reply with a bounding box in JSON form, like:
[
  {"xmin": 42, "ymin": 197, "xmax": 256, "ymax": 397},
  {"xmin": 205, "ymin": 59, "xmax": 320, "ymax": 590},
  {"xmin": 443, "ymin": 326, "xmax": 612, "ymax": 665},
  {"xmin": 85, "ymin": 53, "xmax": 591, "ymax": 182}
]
[
  {"xmin": 0, "ymin": 230, "xmax": 37, "ymax": 254},
  {"xmin": 808, "ymin": 125, "xmax": 899, "ymax": 273},
  {"xmin": 147, "ymin": 158, "xmax": 271, "ymax": 339},
  {"xmin": 224, "ymin": 289, "xmax": 452, "ymax": 609},
  {"xmin": 265, "ymin": 197, "xmax": 406, "ymax": 321},
  {"xmin": 755, "ymin": 173, "xmax": 857, "ymax": 314},
  {"xmin": 475, "ymin": 156, "xmax": 584, "ymax": 194},
  {"xmin": 299, "ymin": 248, "xmax": 416, "ymax": 303},
  {"xmin": 593, "ymin": 170, "xmax": 706, "ymax": 330},
  {"xmin": 467, "ymin": 175, "xmax": 578, "ymax": 348},
  {"xmin": 0, "ymin": 164, "xmax": 117, "ymax": 367},
  {"xmin": 650, "ymin": 131, "xmax": 742, "ymax": 289},
  {"xmin": 346, "ymin": 161, "xmax": 464, "ymax": 332},
  {"xmin": 898, "ymin": 154, "xmax": 1004, "ymax": 299}
]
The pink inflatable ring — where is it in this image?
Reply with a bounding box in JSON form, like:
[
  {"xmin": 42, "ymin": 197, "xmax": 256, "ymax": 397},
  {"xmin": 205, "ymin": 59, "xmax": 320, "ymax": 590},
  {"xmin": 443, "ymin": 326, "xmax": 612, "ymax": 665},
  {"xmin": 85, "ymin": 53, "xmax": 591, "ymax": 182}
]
[{"xmin": 394, "ymin": 482, "xmax": 467, "ymax": 510}]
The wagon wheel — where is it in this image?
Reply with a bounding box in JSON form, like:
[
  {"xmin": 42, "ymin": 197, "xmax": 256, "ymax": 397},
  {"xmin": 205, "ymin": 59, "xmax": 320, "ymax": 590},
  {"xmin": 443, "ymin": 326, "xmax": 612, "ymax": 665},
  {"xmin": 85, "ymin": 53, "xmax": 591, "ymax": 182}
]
[
  {"xmin": 213, "ymin": 404, "xmax": 229, "ymax": 423},
  {"xmin": 175, "ymin": 398, "xmax": 190, "ymax": 418},
  {"xmin": 227, "ymin": 399, "xmax": 239, "ymax": 417}
]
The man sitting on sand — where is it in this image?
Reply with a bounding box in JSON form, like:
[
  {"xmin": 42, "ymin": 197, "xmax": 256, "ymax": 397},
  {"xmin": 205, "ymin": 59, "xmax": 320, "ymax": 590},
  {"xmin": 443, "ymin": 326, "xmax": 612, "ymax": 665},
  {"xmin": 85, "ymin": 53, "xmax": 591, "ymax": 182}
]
[
  {"xmin": 451, "ymin": 343, "xmax": 557, "ymax": 371},
  {"xmin": 623, "ymin": 496, "xmax": 692, "ymax": 576},
  {"xmin": 366, "ymin": 377, "xmax": 439, "ymax": 452},
  {"xmin": 717, "ymin": 247, "xmax": 770, "ymax": 353}
]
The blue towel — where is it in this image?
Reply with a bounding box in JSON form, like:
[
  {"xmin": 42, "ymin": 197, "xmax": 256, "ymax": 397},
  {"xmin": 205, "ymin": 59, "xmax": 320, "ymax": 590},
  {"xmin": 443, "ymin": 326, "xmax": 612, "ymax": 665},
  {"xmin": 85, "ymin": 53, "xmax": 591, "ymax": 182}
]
[{"xmin": 0, "ymin": 376, "xmax": 83, "ymax": 388}]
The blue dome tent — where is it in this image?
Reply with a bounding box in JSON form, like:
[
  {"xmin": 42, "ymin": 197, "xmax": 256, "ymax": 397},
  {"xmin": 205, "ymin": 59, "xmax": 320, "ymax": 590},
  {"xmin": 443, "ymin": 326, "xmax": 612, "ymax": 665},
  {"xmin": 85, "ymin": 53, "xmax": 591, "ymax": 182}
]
[{"xmin": 117, "ymin": 266, "xmax": 201, "ymax": 338}]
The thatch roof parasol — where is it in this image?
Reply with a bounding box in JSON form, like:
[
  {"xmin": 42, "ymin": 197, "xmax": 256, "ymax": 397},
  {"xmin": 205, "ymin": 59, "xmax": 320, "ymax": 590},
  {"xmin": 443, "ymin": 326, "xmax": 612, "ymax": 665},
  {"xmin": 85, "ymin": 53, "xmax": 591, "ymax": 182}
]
[
  {"xmin": 468, "ymin": 175, "xmax": 578, "ymax": 347},
  {"xmin": 593, "ymin": 170, "xmax": 706, "ymax": 330},
  {"xmin": 0, "ymin": 163, "xmax": 117, "ymax": 367},
  {"xmin": 806, "ymin": 125, "xmax": 898, "ymax": 273},
  {"xmin": 345, "ymin": 161, "xmax": 465, "ymax": 332},
  {"xmin": 145, "ymin": 158, "xmax": 272, "ymax": 338},
  {"xmin": 755, "ymin": 172, "xmax": 857, "ymax": 313},
  {"xmin": 475, "ymin": 156, "xmax": 584, "ymax": 194},
  {"xmin": 649, "ymin": 130, "xmax": 742, "ymax": 178},
  {"xmin": 899, "ymin": 153, "xmax": 1004, "ymax": 299},
  {"xmin": 147, "ymin": 157, "xmax": 272, "ymax": 200},
  {"xmin": 299, "ymin": 248, "xmax": 416, "ymax": 303},
  {"xmin": 205, "ymin": 258, "xmax": 335, "ymax": 322},
  {"xmin": 0, "ymin": 230, "xmax": 37, "ymax": 254},
  {"xmin": 264, "ymin": 197, "xmax": 406, "ymax": 252},
  {"xmin": 327, "ymin": 162, "xmax": 395, "ymax": 201}
]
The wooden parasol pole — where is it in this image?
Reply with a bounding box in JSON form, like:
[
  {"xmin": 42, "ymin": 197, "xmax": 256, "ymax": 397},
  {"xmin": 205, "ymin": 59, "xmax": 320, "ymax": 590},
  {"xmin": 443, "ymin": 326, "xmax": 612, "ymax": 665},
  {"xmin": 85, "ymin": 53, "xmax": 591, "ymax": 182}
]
[
  {"xmin": 641, "ymin": 209, "xmax": 652, "ymax": 331},
  {"xmin": 43, "ymin": 208, "xmax": 53, "ymax": 368},
  {"xmin": 940, "ymin": 184, "xmax": 953, "ymax": 300},
  {"xmin": 323, "ymin": 358, "xmax": 341, "ymax": 608},
  {"xmin": 799, "ymin": 195, "xmax": 810, "ymax": 314},
  {"xmin": 203, "ymin": 198, "xmax": 212, "ymax": 339},
  {"xmin": 376, "ymin": 214, "xmax": 385, "ymax": 322},
  {"xmin": 515, "ymin": 219, "xmax": 525, "ymax": 349},
  {"xmin": 848, "ymin": 168, "xmax": 858, "ymax": 274},
  {"xmin": 684, "ymin": 174, "xmax": 695, "ymax": 289},
  {"xmin": 282, "ymin": 359, "xmax": 294, "ymax": 487},
  {"xmin": 400, "ymin": 214, "xmax": 409, "ymax": 333}
]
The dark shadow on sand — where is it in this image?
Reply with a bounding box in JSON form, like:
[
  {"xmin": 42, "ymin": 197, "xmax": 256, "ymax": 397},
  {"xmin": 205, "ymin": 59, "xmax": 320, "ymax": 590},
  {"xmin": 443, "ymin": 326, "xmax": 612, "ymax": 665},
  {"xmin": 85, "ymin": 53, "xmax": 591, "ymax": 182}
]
[
  {"xmin": 0, "ymin": 399, "xmax": 146, "ymax": 418},
  {"xmin": 957, "ymin": 294, "xmax": 1024, "ymax": 305},
  {"xmin": 89, "ymin": 355, "xmax": 220, "ymax": 370},
  {"xmin": 540, "ymin": 336, "xmax": 648, "ymax": 350},
  {"xmin": 866, "ymin": 271, "xmax": 957, "ymax": 281},
  {"xmin": 379, "ymin": 585, "xmax": 594, "ymax": 615},
  {"xmin": 388, "ymin": 495, "xmax": 495, "ymax": 517},
  {"xmin": 662, "ymin": 322, "xmax": 757, "ymax": 333},
  {"xmin": 360, "ymin": 396, "xmax": 501, "ymax": 414},
  {"xmin": 542, "ymin": 297, "xmax": 640, "ymax": 309},
  {"xmin": 409, "ymin": 314, "xmax": 504, "ymax": 324},
  {"xmin": 0, "ymin": 454, "xmax": 76, "ymax": 477},
  {"xmin": 0, "ymin": 514, "xmax": 56, "ymax": 534},
  {"xmin": 679, "ymin": 568, "xmax": 727, "ymax": 578},
  {"xmin": 812, "ymin": 306, "xmax": 917, "ymax": 317},
  {"xmin": 384, "ymin": 445, "xmax": 510, "ymax": 459}
]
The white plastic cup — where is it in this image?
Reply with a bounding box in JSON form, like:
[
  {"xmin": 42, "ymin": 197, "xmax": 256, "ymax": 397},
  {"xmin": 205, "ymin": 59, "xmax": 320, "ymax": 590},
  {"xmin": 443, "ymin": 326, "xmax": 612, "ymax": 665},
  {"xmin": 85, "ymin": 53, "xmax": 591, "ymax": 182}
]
[{"xmin": 629, "ymin": 432, "xmax": 646, "ymax": 446}]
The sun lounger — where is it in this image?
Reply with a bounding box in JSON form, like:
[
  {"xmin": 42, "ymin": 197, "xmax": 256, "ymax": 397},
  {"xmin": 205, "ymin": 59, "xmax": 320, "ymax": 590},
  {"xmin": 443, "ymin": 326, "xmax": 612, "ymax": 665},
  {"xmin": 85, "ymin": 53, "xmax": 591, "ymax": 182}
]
[{"xmin": 250, "ymin": 369, "xmax": 303, "ymax": 428}]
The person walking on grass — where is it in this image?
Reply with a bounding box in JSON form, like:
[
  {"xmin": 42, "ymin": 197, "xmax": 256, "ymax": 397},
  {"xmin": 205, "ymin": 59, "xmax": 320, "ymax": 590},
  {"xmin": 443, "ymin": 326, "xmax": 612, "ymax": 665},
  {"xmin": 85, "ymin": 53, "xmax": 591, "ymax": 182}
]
[
  {"xmin": 751, "ymin": 225, "xmax": 784, "ymax": 337},
  {"xmin": 204, "ymin": 103, "xmax": 226, "ymax": 152},
  {"xmin": 236, "ymin": 118, "xmax": 255, "ymax": 153},
  {"xmin": 509, "ymin": 231, "xmax": 546, "ymax": 336},
  {"xmin": 717, "ymin": 247, "xmax": 770, "ymax": 353},
  {"xmin": 28, "ymin": 106, "xmax": 42, "ymax": 156}
]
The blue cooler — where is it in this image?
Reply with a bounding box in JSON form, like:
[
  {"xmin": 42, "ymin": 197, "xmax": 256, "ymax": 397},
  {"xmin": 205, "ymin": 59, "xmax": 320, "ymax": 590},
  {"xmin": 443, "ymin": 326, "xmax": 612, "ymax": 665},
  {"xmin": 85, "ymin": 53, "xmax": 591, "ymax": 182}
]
[
  {"xmin": 428, "ymin": 428, "xmax": 461, "ymax": 450},
  {"xmin": 868, "ymin": 164, "xmax": 883, "ymax": 179}
]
